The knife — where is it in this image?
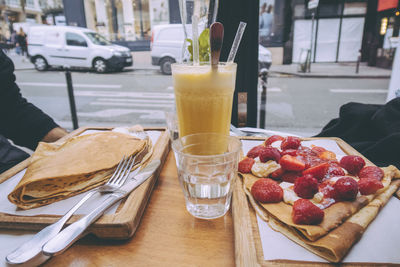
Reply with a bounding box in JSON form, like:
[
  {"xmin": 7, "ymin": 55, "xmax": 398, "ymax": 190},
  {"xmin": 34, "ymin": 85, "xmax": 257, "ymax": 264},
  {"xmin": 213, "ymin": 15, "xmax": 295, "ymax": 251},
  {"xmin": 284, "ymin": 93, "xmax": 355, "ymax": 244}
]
[{"xmin": 41, "ymin": 159, "xmax": 160, "ymax": 257}]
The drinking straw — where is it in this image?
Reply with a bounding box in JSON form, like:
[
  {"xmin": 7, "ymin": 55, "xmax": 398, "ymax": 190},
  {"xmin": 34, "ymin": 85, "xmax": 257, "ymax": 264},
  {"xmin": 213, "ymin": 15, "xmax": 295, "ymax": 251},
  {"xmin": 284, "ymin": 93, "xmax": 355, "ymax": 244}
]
[
  {"xmin": 192, "ymin": 15, "xmax": 200, "ymax": 65},
  {"xmin": 227, "ymin": 22, "xmax": 247, "ymax": 63}
]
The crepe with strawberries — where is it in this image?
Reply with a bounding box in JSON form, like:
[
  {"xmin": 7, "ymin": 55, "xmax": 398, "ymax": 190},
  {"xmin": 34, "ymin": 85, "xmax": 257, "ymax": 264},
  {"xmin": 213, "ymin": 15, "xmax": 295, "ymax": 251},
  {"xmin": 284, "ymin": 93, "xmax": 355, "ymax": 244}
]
[{"xmin": 239, "ymin": 136, "xmax": 400, "ymax": 263}]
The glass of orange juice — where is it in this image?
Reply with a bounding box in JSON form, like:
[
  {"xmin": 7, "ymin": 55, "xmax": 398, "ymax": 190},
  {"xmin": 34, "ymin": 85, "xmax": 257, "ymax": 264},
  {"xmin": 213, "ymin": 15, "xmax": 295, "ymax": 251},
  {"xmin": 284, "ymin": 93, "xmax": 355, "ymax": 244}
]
[{"xmin": 171, "ymin": 62, "xmax": 237, "ymax": 138}]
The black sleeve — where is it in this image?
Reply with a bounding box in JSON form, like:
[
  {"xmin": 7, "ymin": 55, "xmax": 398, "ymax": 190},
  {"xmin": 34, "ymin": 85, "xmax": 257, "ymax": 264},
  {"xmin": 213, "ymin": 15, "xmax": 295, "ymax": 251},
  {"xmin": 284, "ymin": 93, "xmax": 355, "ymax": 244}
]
[
  {"xmin": 315, "ymin": 98, "xmax": 400, "ymax": 169},
  {"xmin": 0, "ymin": 49, "xmax": 59, "ymax": 150}
]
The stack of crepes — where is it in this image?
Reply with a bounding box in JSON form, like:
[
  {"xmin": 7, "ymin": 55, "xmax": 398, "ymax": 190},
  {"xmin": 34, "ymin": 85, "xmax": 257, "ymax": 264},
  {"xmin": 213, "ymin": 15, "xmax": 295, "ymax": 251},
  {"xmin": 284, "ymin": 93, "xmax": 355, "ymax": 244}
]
[
  {"xmin": 241, "ymin": 165, "xmax": 400, "ymax": 263},
  {"xmin": 8, "ymin": 131, "xmax": 151, "ymax": 210}
]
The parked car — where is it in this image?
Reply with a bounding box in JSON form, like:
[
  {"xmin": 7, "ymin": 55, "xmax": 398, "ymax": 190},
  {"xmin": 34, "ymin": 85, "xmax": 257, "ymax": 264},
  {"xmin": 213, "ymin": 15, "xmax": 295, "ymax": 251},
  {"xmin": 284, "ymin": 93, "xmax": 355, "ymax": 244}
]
[
  {"xmin": 28, "ymin": 25, "xmax": 132, "ymax": 73},
  {"xmin": 151, "ymin": 24, "xmax": 272, "ymax": 75}
]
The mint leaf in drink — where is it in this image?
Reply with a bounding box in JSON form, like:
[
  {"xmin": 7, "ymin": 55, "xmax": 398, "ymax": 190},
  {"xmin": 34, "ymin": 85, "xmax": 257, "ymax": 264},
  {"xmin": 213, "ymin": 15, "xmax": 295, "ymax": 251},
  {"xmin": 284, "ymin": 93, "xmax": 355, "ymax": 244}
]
[{"xmin": 186, "ymin": 28, "xmax": 210, "ymax": 62}]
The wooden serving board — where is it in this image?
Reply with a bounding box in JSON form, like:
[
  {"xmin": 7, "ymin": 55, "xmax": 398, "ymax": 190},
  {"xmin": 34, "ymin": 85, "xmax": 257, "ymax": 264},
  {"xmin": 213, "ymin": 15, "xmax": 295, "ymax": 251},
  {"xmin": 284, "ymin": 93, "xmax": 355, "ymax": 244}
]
[
  {"xmin": 0, "ymin": 127, "xmax": 170, "ymax": 239},
  {"xmin": 232, "ymin": 136, "xmax": 396, "ymax": 267}
]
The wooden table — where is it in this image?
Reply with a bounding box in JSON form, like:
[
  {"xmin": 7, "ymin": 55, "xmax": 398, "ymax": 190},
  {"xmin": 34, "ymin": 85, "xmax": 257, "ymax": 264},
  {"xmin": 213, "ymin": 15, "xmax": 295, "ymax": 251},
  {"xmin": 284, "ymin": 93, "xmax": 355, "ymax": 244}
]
[{"xmin": 45, "ymin": 151, "xmax": 236, "ymax": 266}]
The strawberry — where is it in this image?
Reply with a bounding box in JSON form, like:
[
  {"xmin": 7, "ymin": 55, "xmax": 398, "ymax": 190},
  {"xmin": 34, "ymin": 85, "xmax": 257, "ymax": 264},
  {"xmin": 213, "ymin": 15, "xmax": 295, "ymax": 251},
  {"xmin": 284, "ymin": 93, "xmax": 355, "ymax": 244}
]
[
  {"xmin": 279, "ymin": 155, "xmax": 306, "ymax": 171},
  {"xmin": 319, "ymin": 179, "xmax": 337, "ymax": 199},
  {"xmin": 251, "ymin": 178, "xmax": 283, "ymax": 203},
  {"xmin": 281, "ymin": 136, "xmax": 301, "ymax": 150},
  {"xmin": 358, "ymin": 166, "xmax": 384, "ymax": 181},
  {"xmin": 294, "ymin": 174, "xmax": 318, "ymax": 199},
  {"xmin": 259, "ymin": 146, "xmax": 281, "ymax": 163},
  {"xmin": 358, "ymin": 178, "xmax": 384, "ymax": 195},
  {"xmin": 302, "ymin": 162, "xmax": 330, "ymax": 181},
  {"xmin": 340, "ymin": 155, "xmax": 365, "ymax": 175},
  {"xmin": 238, "ymin": 157, "xmax": 255, "ymax": 173},
  {"xmin": 292, "ymin": 199, "xmax": 324, "ymax": 225},
  {"xmin": 311, "ymin": 146, "xmax": 326, "ymax": 156},
  {"xmin": 282, "ymin": 171, "xmax": 302, "ymax": 183},
  {"xmin": 334, "ymin": 177, "xmax": 358, "ymax": 201},
  {"xmin": 264, "ymin": 135, "xmax": 284, "ymax": 146},
  {"xmin": 247, "ymin": 145, "xmax": 265, "ymax": 158},
  {"xmin": 324, "ymin": 162, "xmax": 345, "ymax": 179},
  {"xmin": 270, "ymin": 168, "xmax": 284, "ymax": 180},
  {"xmin": 281, "ymin": 149, "xmax": 298, "ymax": 157}
]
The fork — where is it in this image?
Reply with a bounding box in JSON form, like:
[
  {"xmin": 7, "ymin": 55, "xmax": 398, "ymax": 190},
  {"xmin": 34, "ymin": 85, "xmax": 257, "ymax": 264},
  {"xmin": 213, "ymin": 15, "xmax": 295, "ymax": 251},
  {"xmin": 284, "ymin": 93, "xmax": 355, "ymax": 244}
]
[
  {"xmin": 6, "ymin": 154, "xmax": 141, "ymax": 265},
  {"xmin": 230, "ymin": 124, "xmax": 269, "ymax": 137}
]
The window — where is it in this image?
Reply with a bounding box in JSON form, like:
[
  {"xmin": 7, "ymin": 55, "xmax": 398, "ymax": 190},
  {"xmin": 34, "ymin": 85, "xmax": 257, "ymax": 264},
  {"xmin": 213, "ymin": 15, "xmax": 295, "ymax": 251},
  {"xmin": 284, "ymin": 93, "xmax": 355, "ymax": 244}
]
[{"xmin": 66, "ymin": 32, "xmax": 87, "ymax": 47}]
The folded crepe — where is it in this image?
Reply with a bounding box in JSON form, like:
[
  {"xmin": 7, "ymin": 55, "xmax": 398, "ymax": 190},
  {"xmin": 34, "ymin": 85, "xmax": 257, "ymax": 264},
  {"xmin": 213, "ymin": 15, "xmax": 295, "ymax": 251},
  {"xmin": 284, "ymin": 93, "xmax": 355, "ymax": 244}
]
[
  {"xmin": 242, "ymin": 165, "xmax": 400, "ymax": 263},
  {"xmin": 8, "ymin": 131, "xmax": 148, "ymax": 210}
]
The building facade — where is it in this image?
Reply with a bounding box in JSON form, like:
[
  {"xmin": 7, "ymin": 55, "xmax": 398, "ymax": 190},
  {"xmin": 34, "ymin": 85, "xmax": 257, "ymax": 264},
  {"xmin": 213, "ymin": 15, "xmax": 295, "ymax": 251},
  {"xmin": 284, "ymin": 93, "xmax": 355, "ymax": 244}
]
[
  {"xmin": 0, "ymin": 0, "xmax": 42, "ymax": 38},
  {"xmin": 259, "ymin": 0, "xmax": 399, "ymax": 67},
  {"xmin": 63, "ymin": 0, "xmax": 171, "ymax": 50}
]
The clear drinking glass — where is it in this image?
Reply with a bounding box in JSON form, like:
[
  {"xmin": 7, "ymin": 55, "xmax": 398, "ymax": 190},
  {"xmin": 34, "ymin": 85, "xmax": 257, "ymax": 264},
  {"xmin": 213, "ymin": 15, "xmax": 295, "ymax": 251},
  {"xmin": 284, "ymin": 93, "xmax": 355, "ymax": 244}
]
[{"xmin": 172, "ymin": 133, "xmax": 241, "ymax": 219}]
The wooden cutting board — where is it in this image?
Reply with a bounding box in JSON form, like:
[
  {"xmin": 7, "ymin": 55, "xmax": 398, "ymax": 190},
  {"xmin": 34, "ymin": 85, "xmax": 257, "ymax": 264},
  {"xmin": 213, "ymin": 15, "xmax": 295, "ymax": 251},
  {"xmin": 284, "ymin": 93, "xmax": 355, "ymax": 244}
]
[
  {"xmin": 0, "ymin": 127, "xmax": 170, "ymax": 239},
  {"xmin": 232, "ymin": 136, "xmax": 397, "ymax": 266}
]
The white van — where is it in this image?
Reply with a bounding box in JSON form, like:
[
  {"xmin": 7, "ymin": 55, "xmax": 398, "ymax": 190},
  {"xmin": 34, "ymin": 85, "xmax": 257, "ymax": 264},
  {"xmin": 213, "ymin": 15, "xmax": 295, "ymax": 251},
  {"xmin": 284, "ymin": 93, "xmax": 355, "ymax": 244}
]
[
  {"xmin": 151, "ymin": 24, "xmax": 272, "ymax": 75},
  {"xmin": 28, "ymin": 25, "xmax": 133, "ymax": 73}
]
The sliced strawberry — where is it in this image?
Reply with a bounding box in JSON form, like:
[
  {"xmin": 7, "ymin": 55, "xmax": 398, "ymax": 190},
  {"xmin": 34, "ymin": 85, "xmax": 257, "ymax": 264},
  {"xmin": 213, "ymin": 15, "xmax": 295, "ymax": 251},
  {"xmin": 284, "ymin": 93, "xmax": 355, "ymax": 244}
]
[
  {"xmin": 270, "ymin": 168, "xmax": 284, "ymax": 180},
  {"xmin": 358, "ymin": 166, "xmax": 384, "ymax": 181},
  {"xmin": 334, "ymin": 177, "xmax": 358, "ymax": 201},
  {"xmin": 281, "ymin": 136, "xmax": 301, "ymax": 150},
  {"xmin": 251, "ymin": 178, "xmax": 283, "ymax": 203},
  {"xmin": 264, "ymin": 135, "xmax": 284, "ymax": 146},
  {"xmin": 246, "ymin": 145, "xmax": 265, "ymax": 158},
  {"xmin": 324, "ymin": 162, "xmax": 345, "ymax": 179},
  {"xmin": 319, "ymin": 151, "xmax": 337, "ymax": 161},
  {"xmin": 238, "ymin": 157, "xmax": 255, "ymax": 173},
  {"xmin": 340, "ymin": 155, "xmax": 365, "ymax": 175},
  {"xmin": 259, "ymin": 146, "xmax": 281, "ymax": 163},
  {"xmin": 294, "ymin": 174, "xmax": 318, "ymax": 199},
  {"xmin": 292, "ymin": 199, "xmax": 324, "ymax": 225},
  {"xmin": 279, "ymin": 155, "xmax": 306, "ymax": 172},
  {"xmin": 358, "ymin": 178, "xmax": 384, "ymax": 195},
  {"xmin": 282, "ymin": 171, "xmax": 302, "ymax": 183},
  {"xmin": 311, "ymin": 146, "xmax": 326, "ymax": 156},
  {"xmin": 281, "ymin": 149, "xmax": 297, "ymax": 156},
  {"xmin": 302, "ymin": 162, "xmax": 330, "ymax": 181},
  {"xmin": 319, "ymin": 179, "xmax": 337, "ymax": 199}
]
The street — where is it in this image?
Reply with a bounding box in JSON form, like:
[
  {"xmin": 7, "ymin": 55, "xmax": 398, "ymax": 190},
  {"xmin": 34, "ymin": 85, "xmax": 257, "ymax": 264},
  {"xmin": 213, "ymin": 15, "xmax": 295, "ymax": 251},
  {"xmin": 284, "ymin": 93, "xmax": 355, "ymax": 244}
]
[{"xmin": 14, "ymin": 68, "xmax": 390, "ymax": 137}]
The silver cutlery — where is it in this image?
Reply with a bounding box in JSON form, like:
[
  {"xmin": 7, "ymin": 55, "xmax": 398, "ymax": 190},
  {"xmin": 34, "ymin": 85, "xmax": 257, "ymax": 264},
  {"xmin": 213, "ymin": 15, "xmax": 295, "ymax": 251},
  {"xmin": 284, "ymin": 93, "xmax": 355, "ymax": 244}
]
[
  {"xmin": 6, "ymin": 152, "xmax": 144, "ymax": 265},
  {"xmin": 42, "ymin": 159, "xmax": 161, "ymax": 257},
  {"xmin": 230, "ymin": 124, "xmax": 269, "ymax": 137}
]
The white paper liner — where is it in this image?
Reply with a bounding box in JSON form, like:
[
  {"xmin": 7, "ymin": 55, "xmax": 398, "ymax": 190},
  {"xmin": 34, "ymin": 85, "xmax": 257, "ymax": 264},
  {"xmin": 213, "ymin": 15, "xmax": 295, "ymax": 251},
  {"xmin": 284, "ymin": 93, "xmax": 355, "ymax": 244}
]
[
  {"xmin": 0, "ymin": 130, "xmax": 161, "ymax": 216},
  {"xmin": 241, "ymin": 138, "xmax": 400, "ymax": 263}
]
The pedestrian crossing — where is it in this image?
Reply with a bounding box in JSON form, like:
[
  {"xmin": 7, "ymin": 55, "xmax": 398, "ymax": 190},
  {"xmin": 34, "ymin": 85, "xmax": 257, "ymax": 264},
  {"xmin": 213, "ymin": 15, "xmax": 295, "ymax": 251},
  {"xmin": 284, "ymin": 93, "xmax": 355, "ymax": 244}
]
[{"xmin": 75, "ymin": 90, "xmax": 175, "ymax": 120}]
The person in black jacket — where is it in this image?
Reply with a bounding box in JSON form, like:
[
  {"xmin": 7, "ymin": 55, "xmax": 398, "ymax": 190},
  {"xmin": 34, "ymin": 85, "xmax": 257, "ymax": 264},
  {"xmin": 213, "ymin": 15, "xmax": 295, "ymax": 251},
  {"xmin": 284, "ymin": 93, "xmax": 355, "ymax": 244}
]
[{"xmin": 0, "ymin": 49, "xmax": 68, "ymax": 173}]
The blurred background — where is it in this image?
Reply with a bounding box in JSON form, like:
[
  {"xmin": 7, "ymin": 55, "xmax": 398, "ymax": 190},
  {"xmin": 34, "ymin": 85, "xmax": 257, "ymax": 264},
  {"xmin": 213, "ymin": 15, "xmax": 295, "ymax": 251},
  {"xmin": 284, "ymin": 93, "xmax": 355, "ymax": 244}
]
[{"xmin": 0, "ymin": 0, "xmax": 399, "ymax": 136}]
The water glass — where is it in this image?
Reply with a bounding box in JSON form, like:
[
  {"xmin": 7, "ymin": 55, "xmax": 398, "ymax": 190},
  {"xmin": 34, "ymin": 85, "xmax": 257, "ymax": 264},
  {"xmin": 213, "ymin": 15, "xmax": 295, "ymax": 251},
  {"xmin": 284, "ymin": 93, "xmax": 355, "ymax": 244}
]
[{"xmin": 172, "ymin": 133, "xmax": 242, "ymax": 219}]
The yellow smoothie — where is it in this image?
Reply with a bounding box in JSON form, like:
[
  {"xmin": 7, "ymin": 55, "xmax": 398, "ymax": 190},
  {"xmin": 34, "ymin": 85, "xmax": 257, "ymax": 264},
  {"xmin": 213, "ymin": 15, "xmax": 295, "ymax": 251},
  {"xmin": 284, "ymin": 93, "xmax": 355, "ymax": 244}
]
[{"xmin": 172, "ymin": 63, "xmax": 237, "ymax": 138}]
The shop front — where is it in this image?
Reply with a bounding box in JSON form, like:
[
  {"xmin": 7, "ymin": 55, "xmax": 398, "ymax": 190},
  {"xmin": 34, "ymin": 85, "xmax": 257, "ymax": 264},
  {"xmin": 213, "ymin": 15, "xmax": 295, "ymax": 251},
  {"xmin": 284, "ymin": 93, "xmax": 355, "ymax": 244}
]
[
  {"xmin": 375, "ymin": 0, "xmax": 400, "ymax": 69},
  {"xmin": 63, "ymin": 0, "xmax": 171, "ymax": 51}
]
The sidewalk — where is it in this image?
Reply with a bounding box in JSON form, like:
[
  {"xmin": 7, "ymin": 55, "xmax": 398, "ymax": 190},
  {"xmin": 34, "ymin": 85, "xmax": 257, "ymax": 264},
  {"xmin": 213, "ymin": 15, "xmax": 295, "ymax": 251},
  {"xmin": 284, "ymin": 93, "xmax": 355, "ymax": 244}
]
[
  {"xmin": 7, "ymin": 52, "xmax": 35, "ymax": 70},
  {"xmin": 270, "ymin": 62, "xmax": 392, "ymax": 78}
]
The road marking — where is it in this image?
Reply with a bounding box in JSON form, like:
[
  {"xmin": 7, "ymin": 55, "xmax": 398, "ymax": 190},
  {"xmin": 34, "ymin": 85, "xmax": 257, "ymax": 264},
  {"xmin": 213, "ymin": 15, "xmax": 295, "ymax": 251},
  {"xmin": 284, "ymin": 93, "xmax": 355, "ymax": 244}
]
[
  {"xmin": 330, "ymin": 89, "xmax": 387, "ymax": 94},
  {"xmin": 74, "ymin": 90, "xmax": 175, "ymax": 99},
  {"xmin": 167, "ymin": 86, "xmax": 174, "ymax": 90},
  {"xmin": 96, "ymin": 98, "xmax": 175, "ymax": 104},
  {"xmin": 78, "ymin": 108, "xmax": 166, "ymax": 119},
  {"xmin": 18, "ymin": 82, "xmax": 122, "ymax": 89},
  {"xmin": 91, "ymin": 101, "xmax": 173, "ymax": 108}
]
